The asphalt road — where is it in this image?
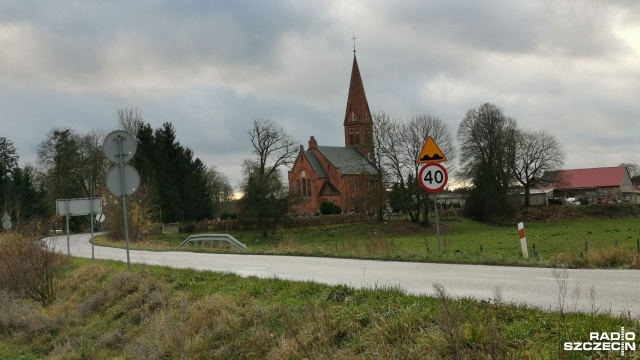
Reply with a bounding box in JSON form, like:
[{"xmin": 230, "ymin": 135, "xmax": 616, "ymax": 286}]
[{"xmin": 46, "ymin": 233, "xmax": 640, "ymax": 317}]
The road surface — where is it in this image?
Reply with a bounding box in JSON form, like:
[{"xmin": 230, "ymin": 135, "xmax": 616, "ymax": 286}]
[{"xmin": 46, "ymin": 233, "xmax": 640, "ymax": 317}]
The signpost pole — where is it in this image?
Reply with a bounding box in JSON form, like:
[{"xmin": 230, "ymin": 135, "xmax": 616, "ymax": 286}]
[
  {"xmin": 117, "ymin": 135, "xmax": 132, "ymax": 270},
  {"xmin": 90, "ymin": 196, "xmax": 95, "ymax": 261},
  {"xmin": 433, "ymin": 195, "xmax": 441, "ymax": 253},
  {"xmin": 103, "ymin": 130, "xmax": 138, "ymax": 271},
  {"xmin": 417, "ymin": 136, "xmax": 449, "ymax": 255},
  {"xmin": 65, "ymin": 198, "xmax": 71, "ymax": 266}
]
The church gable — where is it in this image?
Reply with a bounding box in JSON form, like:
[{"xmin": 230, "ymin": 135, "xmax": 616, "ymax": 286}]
[
  {"xmin": 304, "ymin": 151, "xmax": 328, "ymax": 178},
  {"xmin": 319, "ymin": 181, "xmax": 340, "ymax": 196}
]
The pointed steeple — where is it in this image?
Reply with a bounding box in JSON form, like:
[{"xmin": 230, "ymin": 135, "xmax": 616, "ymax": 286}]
[
  {"xmin": 343, "ymin": 51, "xmax": 374, "ymax": 162},
  {"xmin": 343, "ymin": 54, "xmax": 372, "ymax": 126}
]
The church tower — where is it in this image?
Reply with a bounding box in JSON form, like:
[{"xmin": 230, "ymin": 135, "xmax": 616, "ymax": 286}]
[{"xmin": 343, "ymin": 52, "xmax": 374, "ymax": 161}]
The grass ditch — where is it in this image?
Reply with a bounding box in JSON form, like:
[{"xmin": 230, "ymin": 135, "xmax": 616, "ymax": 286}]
[{"xmin": 1, "ymin": 259, "xmax": 638, "ymax": 359}]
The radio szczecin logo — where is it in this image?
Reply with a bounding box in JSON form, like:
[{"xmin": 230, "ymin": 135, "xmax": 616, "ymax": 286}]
[{"xmin": 564, "ymin": 328, "xmax": 636, "ymax": 355}]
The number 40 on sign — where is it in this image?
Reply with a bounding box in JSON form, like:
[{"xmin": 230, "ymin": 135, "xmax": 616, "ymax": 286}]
[{"xmin": 418, "ymin": 163, "xmax": 448, "ymax": 193}]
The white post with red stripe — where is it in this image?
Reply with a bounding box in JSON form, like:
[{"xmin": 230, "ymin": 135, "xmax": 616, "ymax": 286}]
[{"xmin": 518, "ymin": 222, "xmax": 528, "ymax": 258}]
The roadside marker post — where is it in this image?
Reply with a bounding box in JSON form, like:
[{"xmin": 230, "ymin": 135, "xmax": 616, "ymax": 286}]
[{"xmin": 518, "ymin": 222, "xmax": 528, "ymax": 258}]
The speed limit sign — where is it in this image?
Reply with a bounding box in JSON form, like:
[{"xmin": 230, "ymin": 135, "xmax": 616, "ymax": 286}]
[{"xmin": 418, "ymin": 163, "xmax": 448, "ymax": 193}]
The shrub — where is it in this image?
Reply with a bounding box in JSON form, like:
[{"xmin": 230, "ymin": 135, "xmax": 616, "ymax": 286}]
[
  {"xmin": 0, "ymin": 233, "xmax": 65, "ymax": 306},
  {"xmin": 320, "ymin": 201, "xmax": 341, "ymax": 215},
  {"xmin": 0, "ymin": 290, "xmax": 51, "ymax": 335}
]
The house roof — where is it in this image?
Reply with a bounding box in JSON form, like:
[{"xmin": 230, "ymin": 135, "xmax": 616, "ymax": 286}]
[
  {"xmin": 316, "ymin": 146, "xmax": 377, "ymax": 175},
  {"xmin": 543, "ymin": 166, "xmax": 629, "ymax": 189},
  {"xmin": 304, "ymin": 151, "xmax": 328, "ymax": 178}
]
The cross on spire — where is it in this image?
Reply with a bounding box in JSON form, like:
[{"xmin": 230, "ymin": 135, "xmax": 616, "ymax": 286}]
[{"xmin": 352, "ymin": 35, "xmax": 357, "ymax": 53}]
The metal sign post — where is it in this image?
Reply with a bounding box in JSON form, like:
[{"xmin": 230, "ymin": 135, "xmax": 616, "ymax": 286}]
[
  {"xmin": 65, "ymin": 199, "xmax": 71, "ymax": 266},
  {"xmin": 433, "ymin": 195, "xmax": 441, "ymax": 253},
  {"xmin": 117, "ymin": 135, "xmax": 132, "ymax": 270},
  {"xmin": 417, "ymin": 136, "xmax": 449, "ymax": 254},
  {"xmin": 103, "ymin": 130, "xmax": 139, "ymax": 271},
  {"xmin": 90, "ymin": 196, "xmax": 95, "ymax": 261},
  {"xmin": 56, "ymin": 197, "xmax": 103, "ymax": 266}
]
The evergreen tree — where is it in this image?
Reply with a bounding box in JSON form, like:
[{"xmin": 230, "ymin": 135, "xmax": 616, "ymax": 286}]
[
  {"xmin": 131, "ymin": 121, "xmax": 215, "ymax": 223},
  {"xmin": 0, "ymin": 137, "xmax": 19, "ymax": 210}
]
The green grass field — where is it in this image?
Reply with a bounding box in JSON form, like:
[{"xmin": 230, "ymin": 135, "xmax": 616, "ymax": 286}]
[{"xmin": 95, "ymin": 216, "xmax": 640, "ymax": 268}]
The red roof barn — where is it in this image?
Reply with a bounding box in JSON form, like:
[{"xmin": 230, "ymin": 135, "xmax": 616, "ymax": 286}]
[{"xmin": 541, "ymin": 166, "xmax": 636, "ymax": 203}]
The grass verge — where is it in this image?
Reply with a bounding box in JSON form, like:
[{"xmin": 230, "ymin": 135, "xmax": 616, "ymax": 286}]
[{"xmin": 1, "ymin": 259, "xmax": 638, "ymax": 359}]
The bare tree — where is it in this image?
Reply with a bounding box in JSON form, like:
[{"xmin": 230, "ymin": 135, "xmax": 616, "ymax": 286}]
[
  {"xmin": 248, "ymin": 119, "xmax": 298, "ymax": 179},
  {"xmin": 620, "ymin": 163, "xmax": 639, "ymax": 179},
  {"xmin": 458, "ymin": 103, "xmax": 518, "ymax": 220},
  {"xmin": 374, "ymin": 112, "xmax": 456, "ymax": 223},
  {"xmin": 512, "ymin": 128, "xmax": 564, "ymax": 206},
  {"xmin": 117, "ymin": 108, "xmax": 144, "ymax": 138},
  {"xmin": 37, "ymin": 128, "xmax": 85, "ymax": 209},
  {"xmin": 205, "ymin": 165, "xmax": 234, "ymax": 219},
  {"xmin": 241, "ymin": 119, "xmax": 298, "ymax": 237}
]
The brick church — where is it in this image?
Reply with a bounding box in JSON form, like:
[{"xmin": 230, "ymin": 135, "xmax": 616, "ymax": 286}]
[{"xmin": 288, "ymin": 52, "xmax": 379, "ymax": 215}]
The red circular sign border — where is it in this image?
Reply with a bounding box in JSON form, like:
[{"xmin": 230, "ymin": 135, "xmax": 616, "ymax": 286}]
[{"xmin": 418, "ymin": 163, "xmax": 448, "ymax": 193}]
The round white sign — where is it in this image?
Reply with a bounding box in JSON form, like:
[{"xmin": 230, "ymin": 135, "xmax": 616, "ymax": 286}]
[
  {"xmin": 106, "ymin": 164, "xmax": 140, "ymax": 196},
  {"xmin": 418, "ymin": 163, "xmax": 448, "ymax": 193},
  {"xmin": 102, "ymin": 130, "xmax": 137, "ymax": 164}
]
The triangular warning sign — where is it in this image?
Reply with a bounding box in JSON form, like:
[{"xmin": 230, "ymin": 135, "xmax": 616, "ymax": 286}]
[{"xmin": 417, "ymin": 136, "xmax": 447, "ymax": 164}]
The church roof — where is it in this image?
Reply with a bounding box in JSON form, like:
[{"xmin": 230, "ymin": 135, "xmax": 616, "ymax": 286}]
[
  {"xmin": 304, "ymin": 151, "xmax": 328, "ymax": 178},
  {"xmin": 317, "ymin": 146, "xmax": 377, "ymax": 175},
  {"xmin": 343, "ymin": 54, "xmax": 372, "ymax": 126}
]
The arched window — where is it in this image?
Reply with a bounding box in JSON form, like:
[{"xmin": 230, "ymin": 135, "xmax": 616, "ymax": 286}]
[
  {"xmin": 350, "ymin": 129, "xmax": 355, "ymax": 145},
  {"xmin": 296, "ymin": 180, "xmax": 301, "ymax": 195},
  {"xmin": 364, "ymin": 130, "xmax": 370, "ymax": 143},
  {"xmin": 307, "ymin": 179, "xmax": 312, "ymax": 196},
  {"xmin": 302, "ymin": 177, "xmax": 307, "ymax": 196},
  {"xmin": 354, "ymin": 130, "xmax": 360, "ymax": 144},
  {"xmin": 351, "ymin": 111, "xmax": 357, "ymax": 122}
]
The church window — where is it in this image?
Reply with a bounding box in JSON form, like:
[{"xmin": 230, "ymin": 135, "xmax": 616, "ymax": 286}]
[
  {"xmin": 351, "ymin": 111, "xmax": 356, "ymax": 122},
  {"xmin": 364, "ymin": 130, "xmax": 370, "ymax": 143},
  {"xmin": 349, "ymin": 130, "xmax": 355, "ymax": 145},
  {"xmin": 302, "ymin": 177, "xmax": 307, "ymax": 197},
  {"xmin": 354, "ymin": 130, "xmax": 360, "ymax": 144},
  {"xmin": 297, "ymin": 180, "xmax": 301, "ymax": 196},
  {"xmin": 307, "ymin": 179, "xmax": 311, "ymax": 196}
]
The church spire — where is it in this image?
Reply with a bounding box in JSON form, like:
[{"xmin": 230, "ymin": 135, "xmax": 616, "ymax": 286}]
[
  {"xmin": 343, "ymin": 48, "xmax": 374, "ymax": 161},
  {"xmin": 343, "ymin": 52, "xmax": 372, "ymax": 127}
]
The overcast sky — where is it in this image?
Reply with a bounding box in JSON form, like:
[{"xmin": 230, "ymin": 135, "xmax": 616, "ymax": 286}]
[{"xmin": 2, "ymin": 0, "xmax": 640, "ymax": 188}]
